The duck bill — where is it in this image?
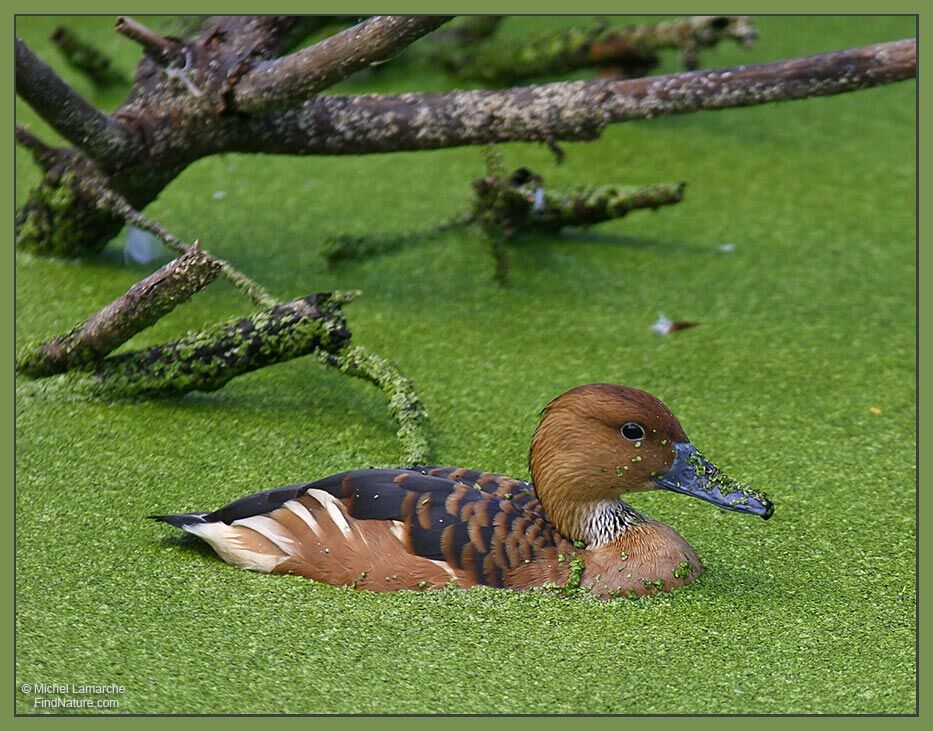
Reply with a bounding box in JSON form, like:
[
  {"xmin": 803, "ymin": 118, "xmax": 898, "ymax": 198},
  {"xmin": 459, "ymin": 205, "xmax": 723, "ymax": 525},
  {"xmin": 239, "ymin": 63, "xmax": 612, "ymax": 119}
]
[{"xmin": 652, "ymin": 442, "xmax": 774, "ymax": 519}]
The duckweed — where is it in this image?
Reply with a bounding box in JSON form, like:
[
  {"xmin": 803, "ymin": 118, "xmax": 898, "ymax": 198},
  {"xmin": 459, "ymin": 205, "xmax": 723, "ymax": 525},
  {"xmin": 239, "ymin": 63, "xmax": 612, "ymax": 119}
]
[
  {"xmin": 562, "ymin": 555, "xmax": 587, "ymax": 594},
  {"xmin": 672, "ymin": 561, "xmax": 693, "ymax": 580},
  {"xmin": 14, "ymin": 15, "xmax": 915, "ymax": 715}
]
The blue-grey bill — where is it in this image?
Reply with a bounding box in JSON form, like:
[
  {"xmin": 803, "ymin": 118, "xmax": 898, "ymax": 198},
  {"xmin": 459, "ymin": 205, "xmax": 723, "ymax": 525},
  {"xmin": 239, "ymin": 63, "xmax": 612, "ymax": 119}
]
[{"xmin": 652, "ymin": 442, "xmax": 774, "ymax": 519}]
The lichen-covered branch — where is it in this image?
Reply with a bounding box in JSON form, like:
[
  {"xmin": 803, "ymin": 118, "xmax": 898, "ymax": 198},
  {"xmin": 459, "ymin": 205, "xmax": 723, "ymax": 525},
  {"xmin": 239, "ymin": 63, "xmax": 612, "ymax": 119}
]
[
  {"xmin": 471, "ymin": 164, "xmax": 686, "ymax": 281},
  {"xmin": 51, "ymin": 25, "xmax": 127, "ymax": 87},
  {"xmin": 321, "ymin": 345, "xmax": 429, "ymax": 466},
  {"xmin": 232, "ymin": 15, "xmax": 453, "ymax": 113},
  {"xmin": 443, "ymin": 16, "xmax": 756, "ymax": 84},
  {"xmin": 17, "ymin": 244, "xmax": 221, "ymax": 377},
  {"xmin": 70, "ymin": 293, "xmax": 352, "ymax": 398},
  {"xmin": 230, "ymin": 39, "xmax": 915, "ymax": 155},
  {"xmin": 473, "ymin": 171, "xmax": 687, "ymax": 236},
  {"xmin": 14, "ymin": 37, "xmax": 133, "ymax": 169}
]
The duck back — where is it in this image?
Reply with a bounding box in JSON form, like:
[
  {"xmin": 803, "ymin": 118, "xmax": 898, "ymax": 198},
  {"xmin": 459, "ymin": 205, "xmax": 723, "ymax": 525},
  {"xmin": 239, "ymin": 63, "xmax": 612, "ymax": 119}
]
[{"xmin": 153, "ymin": 467, "xmax": 576, "ymax": 592}]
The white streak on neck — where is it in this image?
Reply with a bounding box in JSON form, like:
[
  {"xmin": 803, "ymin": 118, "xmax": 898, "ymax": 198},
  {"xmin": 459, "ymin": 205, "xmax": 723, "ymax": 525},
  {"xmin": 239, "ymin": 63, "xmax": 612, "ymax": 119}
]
[{"xmin": 582, "ymin": 499, "xmax": 645, "ymax": 548}]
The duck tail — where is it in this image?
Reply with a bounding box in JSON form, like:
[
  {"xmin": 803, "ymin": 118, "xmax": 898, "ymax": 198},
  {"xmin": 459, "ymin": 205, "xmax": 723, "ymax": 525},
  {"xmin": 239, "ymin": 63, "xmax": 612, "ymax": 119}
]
[{"xmin": 149, "ymin": 512, "xmax": 209, "ymax": 529}]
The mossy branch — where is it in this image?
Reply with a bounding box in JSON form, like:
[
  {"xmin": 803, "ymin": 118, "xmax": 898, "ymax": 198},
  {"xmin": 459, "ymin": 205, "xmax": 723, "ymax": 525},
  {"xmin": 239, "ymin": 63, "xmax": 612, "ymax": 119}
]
[
  {"xmin": 321, "ymin": 345, "xmax": 430, "ymax": 466},
  {"xmin": 473, "ymin": 169, "xmax": 687, "ymax": 237},
  {"xmin": 17, "ymin": 243, "xmax": 221, "ymax": 377},
  {"xmin": 15, "ymin": 126, "xmax": 59, "ymax": 171},
  {"xmin": 433, "ymin": 16, "xmax": 503, "ymax": 46},
  {"xmin": 442, "ymin": 16, "xmax": 756, "ymax": 84},
  {"xmin": 68, "ymin": 293, "xmax": 352, "ymax": 398},
  {"xmin": 51, "ymin": 26, "xmax": 127, "ymax": 88},
  {"xmin": 318, "ymin": 159, "xmax": 685, "ymax": 282}
]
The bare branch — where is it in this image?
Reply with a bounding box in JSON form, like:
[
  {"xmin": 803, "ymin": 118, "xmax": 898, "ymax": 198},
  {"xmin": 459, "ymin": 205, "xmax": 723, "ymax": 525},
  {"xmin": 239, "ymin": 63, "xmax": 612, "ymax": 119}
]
[
  {"xmin": 231, "ymin": 15, "xmax": 453, "ymax": 113},
  {"xmin": 205, "ymin": 15, "xmax": 324, "ymax": 58},
  {"xmin": 79, "ymin": 179, "xmax": 277, "ymax": 308},
  {"xmin": 17, "ymin": 244, "xmax": 222, "ymax": 377},
  {"xmin": 15, "ymin": 37, "xmax": 133, "ymax": 168},
  {"xmin": 114, "ymin": 16, "xmax": 180, "ymax": 62},
  {"xmin": 226, "ymin": 38, "xmax": 916, "ymax": 155}
]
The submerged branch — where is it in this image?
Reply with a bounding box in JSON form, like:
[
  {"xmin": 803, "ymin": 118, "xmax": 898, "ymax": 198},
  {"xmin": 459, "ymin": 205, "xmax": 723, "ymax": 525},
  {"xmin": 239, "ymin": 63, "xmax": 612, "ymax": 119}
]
[
  {"xmin": 473, "ymin": 165, "xmax": 687, "ymax": 281},
  {"xmin": 232, "ymin": 15, "xmax": 453, "ymax": 113},
  {"xmin": 230, "ymin": 39, "xmax": 916, "ymax": 155},
  {"xmin": 322, "ymin": 211, "xmax": 475, "ymax": 264},
  {"xmin": 17, "ymin": 244, "xmax": 222, "ymax": 377}
]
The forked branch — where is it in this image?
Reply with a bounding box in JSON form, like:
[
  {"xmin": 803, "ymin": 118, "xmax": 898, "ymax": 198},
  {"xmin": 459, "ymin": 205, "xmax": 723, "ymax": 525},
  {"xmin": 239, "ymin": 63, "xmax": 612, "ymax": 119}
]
[
  {"xmin": 17, "ymin": 244, "xmax": 222, "ymax": 377},
  {"xmin": 231, "ymin": 15, "xmax": 453, "ymax": 113},
  {"xmin": 229, "ymin": 39, "xmax": 916, "ymax": 155}
]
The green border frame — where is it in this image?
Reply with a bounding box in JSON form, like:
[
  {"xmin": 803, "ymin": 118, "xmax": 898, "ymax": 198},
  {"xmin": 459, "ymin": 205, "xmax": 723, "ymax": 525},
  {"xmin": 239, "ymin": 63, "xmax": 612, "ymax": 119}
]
[{"xmin": 3, "ymin": 1, "xmax": 924, "ymax": 726}]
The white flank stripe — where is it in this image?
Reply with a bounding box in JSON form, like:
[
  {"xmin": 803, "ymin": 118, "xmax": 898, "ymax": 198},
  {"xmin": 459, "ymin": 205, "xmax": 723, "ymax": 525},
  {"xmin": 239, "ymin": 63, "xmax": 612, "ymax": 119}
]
[
  {"xmin": 184, "ymin": 521, "xmax": 284, "ymax": 573},
  {"xmin": 389, "ymin": 521, "xmax": 407, "ymax": 543},
  {"xmin": 282, "ymin": 499, "xmax": 323, "ymax": 538},
  {"xmin": 304, "ymin": 488, "xmax": 354, "ymax": 538},
  {"xmin": 427, "ymin": 558, "xmax": 457, "ymax": 578},
  {"xmin": 231, "ymin": 515, "xmax": 296, "ymax": 555}
]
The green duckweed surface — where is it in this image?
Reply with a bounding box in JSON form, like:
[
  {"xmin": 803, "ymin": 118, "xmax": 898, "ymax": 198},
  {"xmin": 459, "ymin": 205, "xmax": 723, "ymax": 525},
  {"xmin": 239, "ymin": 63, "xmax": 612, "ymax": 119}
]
[{"xmin": 15, "ymin": 16, "xmax": 916, "ymax": 714}]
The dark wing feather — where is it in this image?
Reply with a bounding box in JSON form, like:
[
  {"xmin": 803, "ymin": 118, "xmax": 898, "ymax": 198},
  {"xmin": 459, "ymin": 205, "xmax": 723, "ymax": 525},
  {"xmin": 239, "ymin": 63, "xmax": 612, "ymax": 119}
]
[
  {"xmin": 190, "ymin": 466, "xmax": 568, "ymax": 587},
  {"xmin": 419, "ymin": 465, "xmax": 544, "ymax": 516}
]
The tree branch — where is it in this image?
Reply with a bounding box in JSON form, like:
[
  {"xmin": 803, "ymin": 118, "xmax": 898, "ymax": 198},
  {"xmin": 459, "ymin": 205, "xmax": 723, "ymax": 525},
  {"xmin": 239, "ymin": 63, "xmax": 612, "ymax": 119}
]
[
  {"xmin": 79, "ymin": 179, "xmax": 277, "ymax": 308},
  {"xmin": 114, "ymin": 16, "xmax": 180, "ymax": 62},
  {"xmin": 73, "ymin": 294, "xmax": 353, "ymax": 398},
  {"xmin": 226, "ymin": 38, "xmax": 915, "ymax": 155},
  {"xmin": 231, "ymin": 15, "xmax": 453, "ymax": 113},
  {"xmin": 15, "ymin": 125, "xmax": 59, "ymax": 170},
  {"xmin": 443, "ymin": 16, "xmax": 757, "ymax": 84},
  {"xmin": 51, "ymin": 25, "xmax": 127, "ymax": 87},
  {"xmin": 15, "ymin": 37, "xmax": 134, "ymax": 169},
  {"xmin": 17, "ymin": 244, "xmax": 222, "ymax": 377}
]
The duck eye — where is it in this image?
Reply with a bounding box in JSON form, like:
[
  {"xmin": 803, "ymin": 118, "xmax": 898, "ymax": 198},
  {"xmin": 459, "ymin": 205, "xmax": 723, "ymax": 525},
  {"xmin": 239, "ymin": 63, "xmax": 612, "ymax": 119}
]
[{"xmin": 621, "ymin": 422, "xmax": 646, "ymax": 441}]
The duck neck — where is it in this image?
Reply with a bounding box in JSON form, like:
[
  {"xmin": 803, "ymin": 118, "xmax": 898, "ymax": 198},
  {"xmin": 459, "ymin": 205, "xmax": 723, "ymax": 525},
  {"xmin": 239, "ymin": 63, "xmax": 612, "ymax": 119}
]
[
  {"xmin": 581, "ymin": 499, "xmax": 646, "ymax": 547},
  {"xmin": 538, "ymin": 489, "xmax": 646, "ymax": 548}
]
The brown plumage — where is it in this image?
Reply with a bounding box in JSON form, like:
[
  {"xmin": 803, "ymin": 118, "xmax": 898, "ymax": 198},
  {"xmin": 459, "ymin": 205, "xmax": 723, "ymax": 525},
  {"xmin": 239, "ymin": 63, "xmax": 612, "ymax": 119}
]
[{"xmin": 153, "ymin": 384, "xmax": 773, "ymax": 599}]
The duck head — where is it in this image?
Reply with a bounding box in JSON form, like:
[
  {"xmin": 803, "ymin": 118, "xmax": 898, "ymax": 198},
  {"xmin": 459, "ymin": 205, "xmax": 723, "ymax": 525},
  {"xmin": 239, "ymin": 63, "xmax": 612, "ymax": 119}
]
[{"xmin": 530, "ymin": 384, "xmax": 773, "ymax": 544}]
